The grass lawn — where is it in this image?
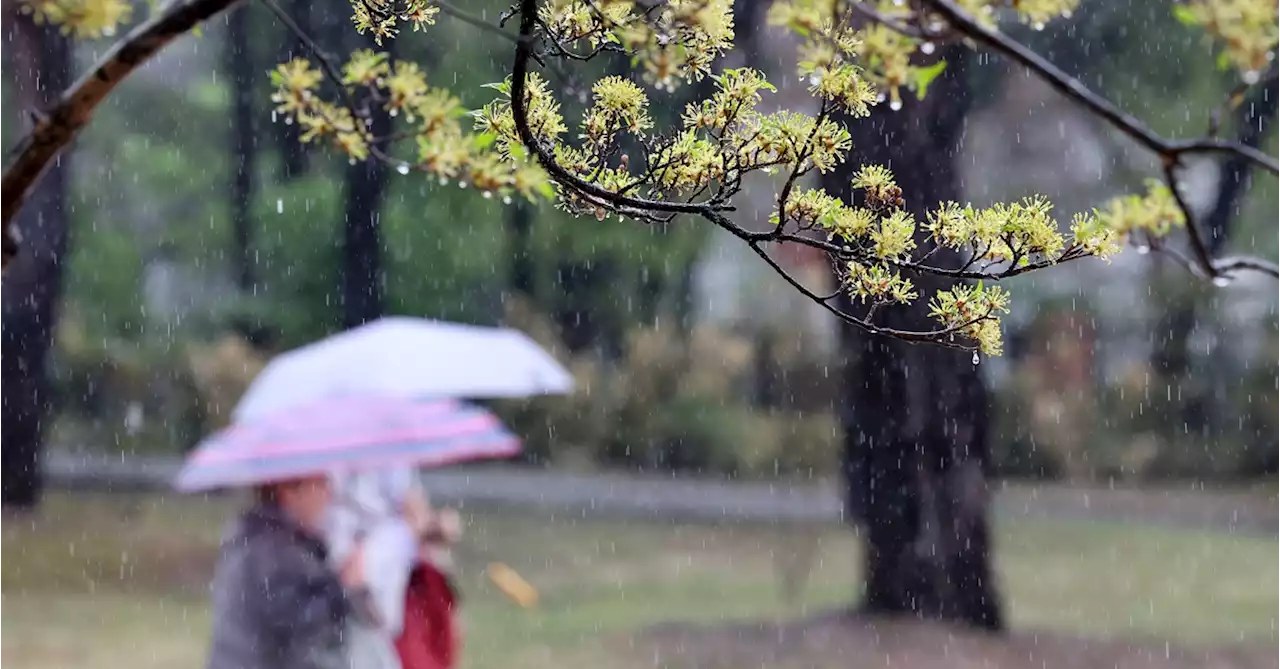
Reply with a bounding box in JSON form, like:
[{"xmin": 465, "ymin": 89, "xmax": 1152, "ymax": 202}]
[{"xmin": 2, "ymin": 492, "xmax": 1275, "ymax": 669}]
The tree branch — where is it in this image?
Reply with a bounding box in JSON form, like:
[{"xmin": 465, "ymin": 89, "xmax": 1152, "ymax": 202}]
[
  {"xmin": 1, "ymin": 0, "xmax": 246, "ymax": 269},
  {"xmin": 901, "ymin": 0, "xmax": 1278, "ymax": 280},
  {"xmin": 509, "ymin": 0, "xmax": 726, "ymax": 217},
  {"xmin": 436, "ymin": 0, "xmax": 524, "ymax": 45}
]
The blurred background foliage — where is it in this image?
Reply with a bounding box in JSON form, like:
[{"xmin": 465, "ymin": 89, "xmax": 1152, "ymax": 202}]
[{"xmin": 9, "ymin": 0, "xmax": 1275, "ymax": 482}]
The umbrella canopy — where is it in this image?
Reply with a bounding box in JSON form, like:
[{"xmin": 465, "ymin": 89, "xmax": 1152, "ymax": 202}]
[
  {"xmin": 234, "ymin": 317, "xmax": 572, "ymax": 422},
  {"xmin": 175, "ymin": 397, "xmax": 519, "ymax": 492}
]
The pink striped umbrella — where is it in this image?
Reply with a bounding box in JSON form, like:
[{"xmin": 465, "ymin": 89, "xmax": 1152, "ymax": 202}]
[{"xmin": 174, "ymin": 397, "xmax": 519, "ymax": 492}]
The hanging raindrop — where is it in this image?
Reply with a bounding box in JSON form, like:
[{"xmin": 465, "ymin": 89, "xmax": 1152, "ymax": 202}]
[
  {"xmin": 1135, "ymin": 244, "xmax": 1151, "ymax": 255},
  {"xmin": 889, "ymin": 98, "xmax": 903, "ymax": 111},
  {"xmin": 1242, "ymin": 70, "xmax": 1261, "ymax": 85},
  {"xmin": 1032, "ymin": 22, "xmax": 1045, "ymax": 31},
  {"xmin": 1212, "ymin": 274, "xmax": 1233, "ymax": 287},
  {"xmin": 396, "ymin": 163, "xmax": 411, "ymax": 175},
  {"xmin": 271, "ymin": 110, "xmax": 278, "ymax": 124},
  {"xmin": 920, "ymin": 42, "xmax": 936, "ymax": 55},
  {"xmin": 483, "ymin": 190, "xmax": 493, "ymax": 199},
  {"xmin": 502, "ymin": 195, "xmax": 513, "ymax": 205},
  {"xmin": 439, "ymin": 177, "xmax": 450, "ymax": 186},
  {"xmin": 972, "ymin": 351, "xmax": 980, "ymax": 365}
]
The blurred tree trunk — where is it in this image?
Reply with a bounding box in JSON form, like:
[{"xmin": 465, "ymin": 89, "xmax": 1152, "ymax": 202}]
[
  {"xmin": 1, "ymin": 16, "xmax": 73, "ymax": 510},
  {"xmin": 274, "ymin": 0, "xmax": 310, "ymax": 179},
  {"xmin": 553, "ymin": 259, "xmax": 610, "ymax": 353},
  {"xmin": 225, "ymin": 3, "xmax": 257, "ymax": 291},
  {"xmin": 1150, "ymin": 75, "xmax": 1277, "ymax": 427},
  {"xmin": 339, "ymin": 29, "xmax": 397, "ymax": 329},
  {"xmin": 825, "ymin": 46, "xmax": 1003, "ymax": 631},
  {"xmin": 508, "ymin": 202, "xmax": 535, "ymax": 297}
]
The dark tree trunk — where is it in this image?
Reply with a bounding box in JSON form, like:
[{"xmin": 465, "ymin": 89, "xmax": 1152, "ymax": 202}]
[
  {"xmin": 340, "ymin": 39, "xmax": 395, "ymax": 330},
  {"xmin": 552, "ymin": 259, "xmax": 607, "ymax": 353},
  {"xmin": 225, "ymin": 3, "xmax": 257, "ymax": 290},
  {"xmin": 508, "ymin": 202, "xmax": 535, "ymax": 297},
  {"xmin": 1151, "ymin": 75, "xmax": 1277, "ymax": 393},
  {"xmin": 274, "ymin": 0, "xmax": 310, "ymax": 179},
  {"xmin": 1, "ymin": 17, "xmax": 74, "ymax": 510},
  {"xmin": 341, "ymin": 156, "xmax": 390, "ymax": 329},
  {"xmin": 826, "ymin": 46, "xmax": 1003, "ymax": 631}
]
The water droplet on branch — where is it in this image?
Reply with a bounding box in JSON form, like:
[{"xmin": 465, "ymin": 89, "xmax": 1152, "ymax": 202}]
[
  {"xmin": 972, "ymin": 351, "xmax": 980, "ymax": 365},
  {"xmin": 920, "ymin": 42, "xmax": 936, "ymax": 55},
  {"xmin": 396, "ymin": 163, "xmax": 411, "ymax": 175}
]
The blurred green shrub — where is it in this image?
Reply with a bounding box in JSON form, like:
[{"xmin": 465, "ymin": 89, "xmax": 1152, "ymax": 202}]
[
  {"xmin": 494, "ymin": 296, "xmax": 842, "ymax": 478},
  {"xmin": 49, "ymin": 311, "xmax": 206, "ymax": 455}
]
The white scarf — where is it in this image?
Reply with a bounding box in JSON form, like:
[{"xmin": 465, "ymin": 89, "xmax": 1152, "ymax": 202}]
[{"xmin": 327, "ymin": 468, "xmax": 421, "ymax": 639}]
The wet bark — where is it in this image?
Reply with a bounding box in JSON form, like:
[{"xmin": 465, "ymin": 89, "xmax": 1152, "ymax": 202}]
[
  {"xmin": 1, "ymin": 16, "xmax": 74, "ymax": 509},
  {"xmin": 225, "ymin": 3, "xmax": 257, "ymax": 290},
  {"xmin": 826, "ymin": 46, "xmax": 1003, "ymax": 631}
]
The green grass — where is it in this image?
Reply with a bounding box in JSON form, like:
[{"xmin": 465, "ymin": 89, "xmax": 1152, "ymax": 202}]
[{"xmin": 2, "ymin": 493, "xmax": 1275, "ymax": 669}]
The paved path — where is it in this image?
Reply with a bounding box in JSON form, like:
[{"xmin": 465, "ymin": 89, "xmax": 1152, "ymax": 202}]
[{"xmin": 44, "ymin": 452, "xmax": 1276, "ymax": 534}]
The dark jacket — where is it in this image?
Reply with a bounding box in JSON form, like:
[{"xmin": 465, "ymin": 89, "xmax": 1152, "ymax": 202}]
[{"xmin": 207, "ymin": 503, "xmax": 350, "ymax": 669}]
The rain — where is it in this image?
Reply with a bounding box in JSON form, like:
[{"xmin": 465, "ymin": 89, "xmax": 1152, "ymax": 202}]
[{"xmin": 1, "ymin": 0, "xmax": 1277, "ymax": 668}]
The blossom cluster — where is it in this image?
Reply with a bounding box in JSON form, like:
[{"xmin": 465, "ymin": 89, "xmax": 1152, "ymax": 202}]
[{"xmin": 270, "ymin": 53, "xmax": 552, "ymax": 201}]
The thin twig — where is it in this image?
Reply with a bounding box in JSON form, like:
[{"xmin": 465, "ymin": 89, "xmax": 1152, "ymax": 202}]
[
  {"xmin": 1160, "ymin": 160, "xmax": 1217, "ymax": 279},
  {"xmin": 848, "ymin": 1, "xmax": 926, "ymax": 38},
  {"xmin": 436, "ymin": 0, "xmax": 524, "ymax": 44},
  {"xmin": 509, "ymin": 0, "xmax": 723, "ymax": 216}
]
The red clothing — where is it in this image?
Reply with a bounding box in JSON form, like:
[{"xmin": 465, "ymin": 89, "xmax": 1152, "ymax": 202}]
[{"xmin": 395, "ymin": 563, "xmax": 460, "ymax": 669}]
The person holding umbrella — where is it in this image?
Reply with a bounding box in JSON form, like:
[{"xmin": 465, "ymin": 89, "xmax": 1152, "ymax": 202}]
[
  {"xmin": 176, "ymin": 396, "xmax": 522, "ymax": 669},
  {"xmin": 205, "ymin": 473, "xmax": 371, "ymax": 669},
  {"xmin": 181, "ymin": 317, "xmax": 574, "ymax": 669}
]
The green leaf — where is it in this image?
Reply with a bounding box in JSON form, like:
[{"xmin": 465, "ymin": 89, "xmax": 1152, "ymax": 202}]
[
  {"xmin": 976, "ymin": 279, "xmax": 985, "ymax": 292},
  {"xmin": 192, "ymin": 23, "xmax": 203, "ymax": 38},
  {"xmin": 1216, "ymin": 51, "xmax": 1231, "ymax": 71},
  {"xmin": 912, "ymin": 60, "xmax": 948, "ymax": 100},
  {"xmin": 472, "ymin": 132, "xmax": 497, "ymax": 151},
  {"xmin": 536, "ymin": 180, "xmax": 556, "ymax": 200},
  {"xmin": 1170, "ymin": 4, "xmax": 1198, "ymax": 26},
  {"xmin": 508, "ymin": 142, "xmax": 528, "ymax": 161}
]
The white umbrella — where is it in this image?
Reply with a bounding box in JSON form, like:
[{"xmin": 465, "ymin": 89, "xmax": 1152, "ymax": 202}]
[{"xmin": 233, "ymin": 316, "xmax": 572, "ymax": 421}]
